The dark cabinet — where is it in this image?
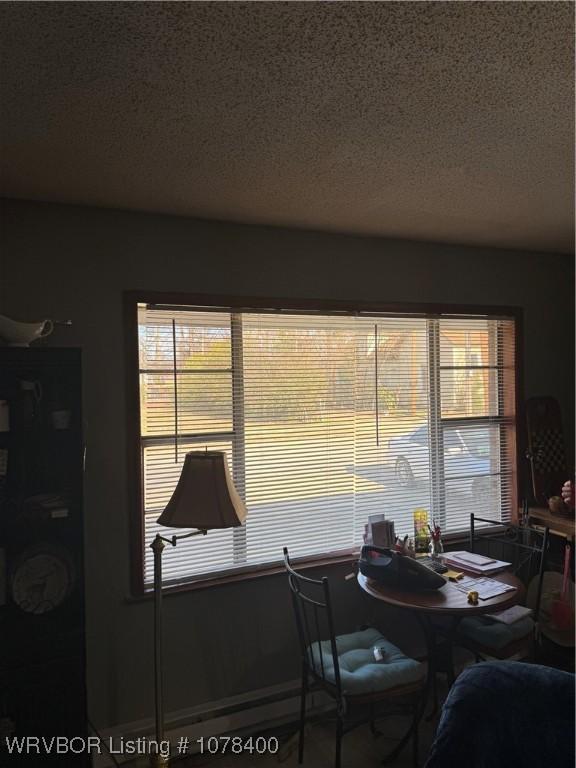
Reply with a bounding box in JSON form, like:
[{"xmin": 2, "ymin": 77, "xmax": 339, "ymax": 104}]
[{"xmin": 0, "ymin": 349, "xmax": 87, "ymax": 766}]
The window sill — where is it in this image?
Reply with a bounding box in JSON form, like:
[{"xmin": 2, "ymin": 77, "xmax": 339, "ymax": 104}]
[
  {"xmin": 126, "ymin": 530, "xmax": 474, "ymax": 603},
  {"xmin": 125, "ymin": 549, "xmax": 359, "ymax": 602}
]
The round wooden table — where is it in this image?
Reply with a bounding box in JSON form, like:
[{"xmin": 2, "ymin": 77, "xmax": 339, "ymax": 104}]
[
  {"xmin": 357, "ymin": 570, "xmax": 525, "ymax": 616},
  {"xmin": 357, "ymin": 569, "xmax": 525, "ymax": 717}
]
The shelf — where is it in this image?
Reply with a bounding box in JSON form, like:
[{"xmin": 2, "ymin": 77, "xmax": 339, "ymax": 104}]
[{"xmin": 528, "ymin": 507, "xmax": 575, "ymax": 539}]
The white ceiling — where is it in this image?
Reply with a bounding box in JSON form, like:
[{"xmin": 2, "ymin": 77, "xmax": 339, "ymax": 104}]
[{"xmin": 0, "ymin": 2, "xmax": 574, "ymax": 253}]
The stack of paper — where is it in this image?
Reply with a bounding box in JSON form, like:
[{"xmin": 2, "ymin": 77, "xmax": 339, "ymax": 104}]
[
  {"xmin": 443, "ymin": 551, "xmax": 511, "ymax": 575},
  {"xmin": 453, "ymin": 575, "xmax": 516, "ymax": 601},
  {"xmin": 364, "ymin": 514, "xmax": 395, "ymax": 548}
]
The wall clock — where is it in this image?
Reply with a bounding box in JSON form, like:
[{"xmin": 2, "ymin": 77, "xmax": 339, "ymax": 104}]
[{"xmin": 11, "ymin": 544, "xmax": 74, "ymax": 614}]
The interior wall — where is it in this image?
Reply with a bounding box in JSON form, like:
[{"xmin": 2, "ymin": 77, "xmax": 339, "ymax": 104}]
[{"xmin": 1, "ymin": 198, "xmax": 574, "ymax": 729}]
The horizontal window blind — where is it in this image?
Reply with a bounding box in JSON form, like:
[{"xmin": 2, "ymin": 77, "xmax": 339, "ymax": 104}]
[{"xmin": 137, "ymin": 305, "xmax": 516, "ymax": 586}]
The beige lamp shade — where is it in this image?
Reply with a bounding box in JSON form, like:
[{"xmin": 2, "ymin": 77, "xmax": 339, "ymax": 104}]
[{"xmin": 157, "ymin": 451, "xmax": 247, "ymax": 529}]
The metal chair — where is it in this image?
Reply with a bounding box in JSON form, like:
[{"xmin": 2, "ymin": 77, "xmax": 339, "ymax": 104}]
[
  {"xmin": 283, "ymin": 547, "xmax": 425, "ymax": 768},
  {"xmin": 456, "ymin": 513, "xmax": 549, "ymax": 661}
]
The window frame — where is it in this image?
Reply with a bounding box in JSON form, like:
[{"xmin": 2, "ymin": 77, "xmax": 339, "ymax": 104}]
[{"xmin": 125, "ymin": 291, "xmax": 524, "ymax": 596}]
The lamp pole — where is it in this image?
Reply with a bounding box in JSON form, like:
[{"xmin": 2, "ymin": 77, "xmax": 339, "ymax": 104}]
[
  {"xmin": 148, "ymin": 449, "xmax": 246, "ymax": 767},
  {"xmin": 150, "ymin": 530, "xmax": 207, "ymax": 767},
  {"xmin": 151, "ymin": 534, "xmax": 169, "ymax": 767}
]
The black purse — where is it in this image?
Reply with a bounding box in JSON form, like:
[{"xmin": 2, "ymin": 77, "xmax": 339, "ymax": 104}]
[{"xmin": 359, "ymin": 545, "xmax": 446, "ymax": 591}]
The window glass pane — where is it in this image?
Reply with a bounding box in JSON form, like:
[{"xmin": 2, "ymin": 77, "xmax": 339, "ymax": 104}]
[
  {"xmin": 140, "ymin": 372, "xmax": 233, "ymax": 436},
  {"xmin": 242, "ymin": 317, "xmax": 356, "ymax": 561},
  {"xmin": 351, "ymin": 319, "xmax": 431, "ymax": 543},
  {"xmin": 442, "ymin": 423, "xmax": 509, "ymax": 531},
  {"xmin": 242, "ymin": 316, "xmax": 432, "ymax": 559},
  {"xmin": 439, "ymin": 320, "xmax": 494, "ymax": 367},
  {"xmin": 143, "ymin": 438, "xmax": 234, "ymax": 512},
  {"xmin": 178, "ymin": 372, "xmax": 232, "ymax": 434},
  {"xmin": 138, "ymin": 307, "xmax": 231, "ymax": 370},
  {"xmin": 445, "ymin": 475, "xmax": 503, "ymax": 530},
  {"xmin": 440, "ymin": 368, "xmax": 499, "ymax": 418},
  {"xmin": 142, "ymin": 439, "xmax": 236, "ymax": 584},
  {"xmin": 439, "ymin": 318, "xmax": 500, "ymax": 418},
  {"xmin": 140, "ymin": 373, "xmax": 174, "ymax": 436},
  {"xmin": 442, "ymin": 424, "xmax": 500, "ymax": 480}
]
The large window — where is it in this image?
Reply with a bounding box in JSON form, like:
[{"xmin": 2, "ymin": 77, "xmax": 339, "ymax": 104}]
[{"xmin": 130, "ymin": 297, "xmax": 518, "ymax": 590}]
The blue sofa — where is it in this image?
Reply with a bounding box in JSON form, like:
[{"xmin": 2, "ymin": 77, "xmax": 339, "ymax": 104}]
[{"xmin": 425, "ymin": 661, "xmax": 575, "ymax": 768}]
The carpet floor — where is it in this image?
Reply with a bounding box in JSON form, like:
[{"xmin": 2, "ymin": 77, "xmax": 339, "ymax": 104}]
[{"xmin": 178, "ymin": 708, "xmax": 440, "ymax": 768}]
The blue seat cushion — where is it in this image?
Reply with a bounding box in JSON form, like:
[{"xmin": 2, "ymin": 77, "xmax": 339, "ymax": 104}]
[
  {"xmin": 458, "ymin": 615, "xmax": 534, "ymax": 651},
  {"xmin": 308, "ymin": 627, "xmax": 424, "ymax": 696}
]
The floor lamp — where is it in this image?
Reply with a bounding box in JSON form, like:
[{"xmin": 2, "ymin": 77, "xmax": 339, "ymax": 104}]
[{"xmin": 150, "ymin": 450, "xmax": 247, "ymax": 767}]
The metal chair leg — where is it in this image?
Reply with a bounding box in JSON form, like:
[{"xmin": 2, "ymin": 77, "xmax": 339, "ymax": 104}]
[
  {"xmin": 425, "ymin": 672, "xmax": 439, "ymax": 722},
  {"xmin": 298, "ymin": 666, "xmax": 307, "ymax": 764},
  {"xmin": 412, "ymin": 702, "xmax": 419, "ymax": 768},
  {"xmin": 335, "ymin": 713, "xmax": 343, "ymax": 768},
  {"xmin": 369, "ymin": 702, "xmax": 380, "ymax": 737},
  {"xmin": 381, "ymin": 715, "xmax": 419, "ymax": 765}
]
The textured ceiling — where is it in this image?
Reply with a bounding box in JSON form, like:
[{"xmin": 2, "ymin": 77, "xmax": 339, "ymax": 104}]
[{"xmin": 0, "ymin": 2, "xmax": 574, "ymax": 253}]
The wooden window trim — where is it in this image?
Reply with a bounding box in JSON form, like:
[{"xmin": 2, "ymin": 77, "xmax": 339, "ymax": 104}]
[{"xmin": 124, "ymin": 291, "xmax": 524, "ymax": 598}]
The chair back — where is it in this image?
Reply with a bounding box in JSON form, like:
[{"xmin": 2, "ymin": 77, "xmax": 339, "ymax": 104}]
[
  {"xmin": 283, "ymin": 547, "xmax": 342, "ymax": 697},
  {"xmin": 469, "ymin": 514, "xmax": 549, "ymax": 620}
]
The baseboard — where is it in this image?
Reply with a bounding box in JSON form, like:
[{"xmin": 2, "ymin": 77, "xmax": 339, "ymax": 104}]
[{"xmin": 92, "ymin": 680, "xmax": 331, "ymax": 767}]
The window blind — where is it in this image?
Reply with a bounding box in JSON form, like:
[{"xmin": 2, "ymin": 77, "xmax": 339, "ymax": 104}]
[{"xmin": 137, "ymin": 305, "xmax": 516, "ymax": 586}]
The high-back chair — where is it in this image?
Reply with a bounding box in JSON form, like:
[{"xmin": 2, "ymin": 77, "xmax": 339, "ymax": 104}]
[
  {"xmin": 284, "ymin": 547, "xmax": 425, "ymax": 768},
  {"xmin": 457, "ymin": 514, "xmax": 549, "ymax": 661}
]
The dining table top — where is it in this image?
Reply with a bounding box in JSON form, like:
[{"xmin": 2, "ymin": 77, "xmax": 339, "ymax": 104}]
[{"xmin": 357, "ymin": 569, "xmax": 525, "ymax": 616}]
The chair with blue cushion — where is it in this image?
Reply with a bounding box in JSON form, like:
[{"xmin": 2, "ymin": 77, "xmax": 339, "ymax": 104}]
[
  {"xmin": 456, "ymin": 514, "xmax": 549, "ymax": 661},
  {"xmin": 284, "ymin": 547, "xmax": 425, "ymax": 768}
]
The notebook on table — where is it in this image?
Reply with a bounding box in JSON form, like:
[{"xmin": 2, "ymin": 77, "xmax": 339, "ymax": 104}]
[{"xmin": 443, "ymin": 551, "xmax": 511, "ymax": 575}]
